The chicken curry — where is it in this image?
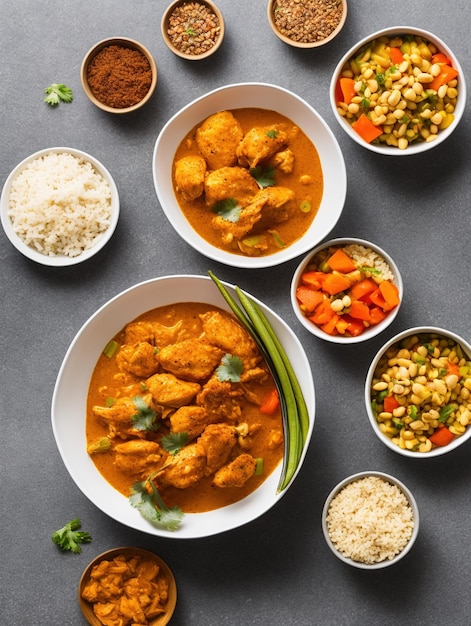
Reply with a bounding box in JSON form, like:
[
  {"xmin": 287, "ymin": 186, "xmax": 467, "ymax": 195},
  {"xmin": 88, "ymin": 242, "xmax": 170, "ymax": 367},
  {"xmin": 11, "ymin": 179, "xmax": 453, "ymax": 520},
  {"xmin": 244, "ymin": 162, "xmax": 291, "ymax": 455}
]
[
  {"xmin": 86, "ymin": 302, "xmax": 284, "ymax": 518},
  {"xmin": 172, "ymin": 108, "xmax": 324, "ymax": 257}
]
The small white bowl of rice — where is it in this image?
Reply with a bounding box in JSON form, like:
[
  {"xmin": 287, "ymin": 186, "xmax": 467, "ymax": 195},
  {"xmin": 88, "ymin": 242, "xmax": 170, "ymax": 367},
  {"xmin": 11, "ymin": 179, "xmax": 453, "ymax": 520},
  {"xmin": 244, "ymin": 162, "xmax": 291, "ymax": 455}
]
[
  {"xmin": 0, "ymin": 147, "xmax": 119, "ymax": 266},
  {"xmin": 322, "ymin": 471, "xmax": 419, "ymax": 569}
]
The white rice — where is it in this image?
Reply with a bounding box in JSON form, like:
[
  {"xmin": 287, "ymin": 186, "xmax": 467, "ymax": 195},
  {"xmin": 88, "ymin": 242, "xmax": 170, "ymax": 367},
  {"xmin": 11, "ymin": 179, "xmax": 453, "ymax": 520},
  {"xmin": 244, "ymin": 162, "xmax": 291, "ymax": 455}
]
[
  {"xmin": 343, "ymin": 244, "xmax": 394, "ymax": 281},
  {"xmin": 7, "ymin": 151, "xmax": 112, "ymax": 257},
  {"xmin": 326, "ymin": 476, "xmax": 414, "ymax": 564}
]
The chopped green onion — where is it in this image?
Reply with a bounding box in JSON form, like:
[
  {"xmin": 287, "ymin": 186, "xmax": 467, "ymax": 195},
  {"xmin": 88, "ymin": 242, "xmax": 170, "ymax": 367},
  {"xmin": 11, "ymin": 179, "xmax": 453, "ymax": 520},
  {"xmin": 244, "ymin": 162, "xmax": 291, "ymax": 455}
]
[
  {"xmin": 103, "ymin": 340, "xmax": 119, "ymax": 358},
  {"xmin": 105, "ymin": 397, "xmax": 115, "ymax": 407},
  {"xmin": 241, "ymin": 235, "xmax": 263, "ymax": 247},
  {"xmin": 87, "ymin": 437, "xmax": 111, "ymax": 454},
  {"xmin": 299, "ymin": 200, "xmax": 311, "ymax": 213},
  {"xmin": 268, "ymin": 229, "xmax": 285, "ymax": 248},
  {"xmin": 255, "ymin": 457, "xmax": 264, "ymax": 475}
]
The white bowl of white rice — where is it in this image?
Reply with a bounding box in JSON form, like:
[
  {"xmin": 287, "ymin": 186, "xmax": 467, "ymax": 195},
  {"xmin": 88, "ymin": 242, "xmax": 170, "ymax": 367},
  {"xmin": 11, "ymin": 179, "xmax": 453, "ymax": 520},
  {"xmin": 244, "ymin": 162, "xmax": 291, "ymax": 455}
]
[
  {"xmin": 291, "ymin": 237, "xmax": 403, "ymax": 343},
  {"xmin": 0, "ymin": 147, "xmax": 119, "ymax": 266},
  {"xmin": 322, "ymin": 471, "xmax": 419, "ymax": 569}
]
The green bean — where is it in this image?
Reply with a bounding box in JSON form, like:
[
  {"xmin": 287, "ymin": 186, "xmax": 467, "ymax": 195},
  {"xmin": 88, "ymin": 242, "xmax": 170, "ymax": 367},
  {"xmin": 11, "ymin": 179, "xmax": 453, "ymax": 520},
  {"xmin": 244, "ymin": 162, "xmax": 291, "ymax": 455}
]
[{"xmin": 208, "ymin": 272, "xmax": 308, "ymax": 492}]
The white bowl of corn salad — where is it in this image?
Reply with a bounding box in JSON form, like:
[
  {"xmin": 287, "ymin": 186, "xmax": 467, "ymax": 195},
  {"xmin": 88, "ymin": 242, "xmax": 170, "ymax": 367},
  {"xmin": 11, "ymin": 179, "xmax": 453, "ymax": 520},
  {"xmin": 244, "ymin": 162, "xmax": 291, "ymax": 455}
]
[
  {"xmin": 330, "ymin": 27, "xmax": 466, "ymax": 154},
  {"xmin": 291, "ymin": 237, "xmax": 403, "ymax": 343},
  {"xmin": 366, "ymin": 327, "xmax": 471, "ymax": 457}
]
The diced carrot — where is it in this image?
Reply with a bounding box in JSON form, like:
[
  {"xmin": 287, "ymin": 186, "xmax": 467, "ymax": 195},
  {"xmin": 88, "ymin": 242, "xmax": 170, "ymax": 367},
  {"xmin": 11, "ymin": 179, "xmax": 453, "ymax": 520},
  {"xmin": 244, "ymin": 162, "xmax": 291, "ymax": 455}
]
[
  {"xmin": 301, "ymin": 270, "xmax": 326, "ymax": 290},
  {"xmin": 379, "ymin": 280, "xmax": 400, "ymax": 309},
  {"xmin": 322, "ymin": 272, "xmax": 351, "ymax": 296},
  {"xmin": 389, "ymin": 47, "xmax": 404, "ymax": 65},
  {"xmin": 432, "ymin": 52, "xmax": 452, "ymax": 66},
  {"xmin": 428, "ymin": 65, "xmax": 459, "ymax": 91},
  {"xmin": 445, "ymin": 361, "xmax": 461, "ymax": 378},
  {"xmin": 349, "ymin": 300, "xmax": 370, "ymax": 321},
  {"xmin": 370, "ymin": 287, "xmax": 387, "ymax": 310},
  {"xmin": 352, "ymin": 113, "xmax": 383, "ymax": 144},
  {"xmin": 321, "ymin": 313, "xmax": 340, "ymax": 335},
  {"xmin": 384, "ymin": 395, "xmax": 400, "ymax": 412},
  {"xmin": 349, "ymin": 277, "xmax": 377, "ymax": 302},
  {"xmin": 369, "ymin": 306, "xmax": 387, "ymax": 325},
  {"xmin": 296, "ymin": 285, "xmax": 325, "ymax": 313},
  {"xmin": 429, "ymin": 426, "xmax": 455, "ymax": 447},
  {"xmin": 259, "ymin": 389, "xmax": 280, "ymax": 415},
  {"xmin": 309, "ymin": 299, "xmax": 335, "ymax": 325},
  {"xmin": 339, "ymin": 77, "xmax": 357, "ymax": 104},
  {"xmin": 342, "ymin": 315, "xmax": 365, "ymax": 337},
  {"xmin": 326, "ymin": 248, "xmax": 357, "ymax": 273}
]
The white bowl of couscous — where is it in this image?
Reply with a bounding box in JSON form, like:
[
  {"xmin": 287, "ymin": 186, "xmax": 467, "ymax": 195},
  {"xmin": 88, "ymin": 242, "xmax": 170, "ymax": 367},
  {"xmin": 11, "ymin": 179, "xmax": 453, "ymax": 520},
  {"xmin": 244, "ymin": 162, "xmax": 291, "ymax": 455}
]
[
  {"xmin": 322, "ymin": 471, "xmax": 419, "ymax": 569},
  {"xmin": 0, "ymin": 147, "xmax": 119, "ymax": 266},
  {"xmin": 366, "ymin": 326, "xmax": 471, "ymax": 457},
  {"xmin": 291, "ymin": 237, "xmax": 403, "ymax": 343},
  {"xmin": 330, "ymin": 26, "xmax": 466, "ymax": 154}
]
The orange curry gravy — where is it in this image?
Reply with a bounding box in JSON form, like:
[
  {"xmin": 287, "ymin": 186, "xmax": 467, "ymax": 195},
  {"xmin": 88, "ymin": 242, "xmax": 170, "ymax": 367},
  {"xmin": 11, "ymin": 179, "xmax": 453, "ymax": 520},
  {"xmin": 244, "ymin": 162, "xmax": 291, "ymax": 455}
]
[
  {"xmin": 173, "ymin": 108, "xmax": 324, "ymax": 257},
  {"xmin": 86, "ymin": 303, "xmax": 284, "ymax": 513}
]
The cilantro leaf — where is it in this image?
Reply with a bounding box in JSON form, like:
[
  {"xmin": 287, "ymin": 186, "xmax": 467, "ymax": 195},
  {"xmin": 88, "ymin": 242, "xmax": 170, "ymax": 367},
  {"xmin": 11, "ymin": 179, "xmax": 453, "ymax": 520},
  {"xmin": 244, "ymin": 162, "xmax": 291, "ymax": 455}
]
[
  {"xmin": 216, "ymin": 353, "xmax": 244, "ymax": 382},
  {"xmin": 249, "ymin": 166, "xmax": 276, "ymax": 189},
  {"xmin": 266, "ymin": 129, "xmax": 278, "ymax": 138},
  {"xmin": 162, "ymin": 432, "xmax": 189, "ymax": 454},
  {"xmin": 51, "ymin": 518, "xmax": 92, "ymax": 554},
  {"xmin": 129, "ymin": 478, "xmax": 183, "ymax": 531},
  {"xmin": 131, "ymin": 396, "xmax": 158, "ymax": 431},
  {"xmin": 44, "ymin": 83, "xmax": 73, "ymax": 106},
  {"xmin": 212, "ymin": 198, "xmax": 242, "ymax": 222}
]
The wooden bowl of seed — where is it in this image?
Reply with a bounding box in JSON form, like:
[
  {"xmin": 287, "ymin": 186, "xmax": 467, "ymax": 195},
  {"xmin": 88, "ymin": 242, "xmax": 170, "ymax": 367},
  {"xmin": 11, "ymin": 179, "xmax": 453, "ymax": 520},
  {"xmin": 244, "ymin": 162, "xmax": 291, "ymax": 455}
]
[
  {"xmin": 161, "ymin": 0, "xmax": 225, "ymax": 60},
  {"xmin": 268, "ymin": 0, "xmax": 347, "ymax": 49}
]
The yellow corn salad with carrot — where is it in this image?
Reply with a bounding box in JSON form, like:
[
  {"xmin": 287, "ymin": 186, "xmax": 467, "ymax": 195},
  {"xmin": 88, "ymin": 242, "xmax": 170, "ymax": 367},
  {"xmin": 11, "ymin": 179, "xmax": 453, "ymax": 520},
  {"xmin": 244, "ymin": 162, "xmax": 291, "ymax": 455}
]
[
  {"xmin": 295, "ymin": 244, "xmax": 400, "ymax": 338},
  {"xmin": 371, "ymin": 333, "xmax": 471, "ymax": 452},
  {"xmin": 335, "ymin": 34, "xmax": 459, "ymax": 149}
]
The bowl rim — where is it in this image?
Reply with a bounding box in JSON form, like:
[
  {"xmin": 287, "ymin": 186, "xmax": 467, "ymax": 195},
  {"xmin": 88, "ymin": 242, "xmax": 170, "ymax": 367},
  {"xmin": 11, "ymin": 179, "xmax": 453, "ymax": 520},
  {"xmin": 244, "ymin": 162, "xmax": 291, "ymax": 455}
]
[
  {"xmin": 290, "ymin": 237, "xmax": 403, "ymax": 343},
  {"xmin": 80, "ymin": 36, "xmax": 158, "ymax": 113},
  {"xmin": 330, "ymin": 25, "xmax": 467, "ymax": 155},
  {"xmin": 0, "ymin": 146, "xmax": 120, "ymax": 267},
  {"xmin": 152, "ymin": 81, "xmax": 347, "ymax": 269},
  {"xmin": 51, "ymin": 274, "xmax": 316, "ymax": 538},
  {"xmin": 78, "ymin": 546, "xmax": 177, "ymax": 626},
  {"xmin": 321, "ymin": 470, "xmax": 420, "ymax": 569},
  {"xmin": 365, "ymin": 325, "xmax": 471, "ymax": 457},
  {"xmin": 161, "ymin": 0, "xmax": 225, "ymax": 60},
  {"xmin": 267, "ymin": 0, "xmax": 348, "ymax": 49}
]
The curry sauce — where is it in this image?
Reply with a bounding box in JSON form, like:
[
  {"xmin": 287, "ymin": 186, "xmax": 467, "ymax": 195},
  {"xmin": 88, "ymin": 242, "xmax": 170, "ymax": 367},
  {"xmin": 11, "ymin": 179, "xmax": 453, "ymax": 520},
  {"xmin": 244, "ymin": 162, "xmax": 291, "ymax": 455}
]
[
  {"xmin": 86, "ymin": 303, "xmax": 284, "ymax": 514},
  {"xmin": 172, "ymin": 108, "xmax": 323, "ymax": 257}
]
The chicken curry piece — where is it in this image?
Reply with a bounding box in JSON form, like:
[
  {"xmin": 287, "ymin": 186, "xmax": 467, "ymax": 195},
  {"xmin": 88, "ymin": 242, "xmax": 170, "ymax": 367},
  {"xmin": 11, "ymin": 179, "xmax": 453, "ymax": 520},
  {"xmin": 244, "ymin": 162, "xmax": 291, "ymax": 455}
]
[
  {"xmin": 81, "ymin": 553, "xmax": 169, "ymax": 626},
  {"xmin": 173, "ymin": 108, "xmax": 323, "ymax": 257},
  {"xmin": 86, "ymin": 303, "xmax": 284, "ymax": 514}
]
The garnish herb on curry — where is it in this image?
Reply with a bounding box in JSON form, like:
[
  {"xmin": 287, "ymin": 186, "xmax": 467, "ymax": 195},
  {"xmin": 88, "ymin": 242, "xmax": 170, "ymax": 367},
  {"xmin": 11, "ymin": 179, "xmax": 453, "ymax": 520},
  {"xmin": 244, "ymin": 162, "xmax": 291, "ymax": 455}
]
[
  {"xmin": 86, "ymin": 302, "xmax": 284, "ymax": 529},
  {"xmin": 172, "ymin": 108, "xmax": 324, "ymax": 257}
]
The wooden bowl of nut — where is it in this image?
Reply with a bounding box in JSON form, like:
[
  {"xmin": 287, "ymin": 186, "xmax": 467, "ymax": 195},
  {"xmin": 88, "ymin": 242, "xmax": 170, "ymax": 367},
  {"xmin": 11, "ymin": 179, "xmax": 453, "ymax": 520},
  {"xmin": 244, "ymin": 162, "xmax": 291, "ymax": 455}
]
[
  {"xmin": 267, "ymin": 0, "xmax": 347, "ymax": 49},
  {"xmin": 161, "ymin": 0, "xmax": 225, "ymax": 60},
  {"xmin": 78, "ymin": 547, "xmax": 177, "ymax": 625}
]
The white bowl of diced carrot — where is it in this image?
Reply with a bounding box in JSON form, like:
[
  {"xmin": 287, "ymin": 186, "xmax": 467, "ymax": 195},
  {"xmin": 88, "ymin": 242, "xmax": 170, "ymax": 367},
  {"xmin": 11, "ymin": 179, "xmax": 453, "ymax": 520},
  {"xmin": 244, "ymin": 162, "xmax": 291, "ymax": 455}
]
[
  {"xmin": 330, "ymin": 26, "xmax": 466, "ymax": 154},
  {"xmin": 291, "ymin": 238, "xmax": 403, "ymax": 343}
]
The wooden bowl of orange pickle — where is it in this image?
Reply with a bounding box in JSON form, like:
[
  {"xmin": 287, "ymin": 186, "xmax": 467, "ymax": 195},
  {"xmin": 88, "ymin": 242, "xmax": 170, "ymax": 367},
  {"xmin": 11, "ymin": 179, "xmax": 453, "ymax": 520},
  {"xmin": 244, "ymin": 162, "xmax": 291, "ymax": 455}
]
[{"xmin": 78, "ymin": 547, "xmax": 177, "ymax": 626}]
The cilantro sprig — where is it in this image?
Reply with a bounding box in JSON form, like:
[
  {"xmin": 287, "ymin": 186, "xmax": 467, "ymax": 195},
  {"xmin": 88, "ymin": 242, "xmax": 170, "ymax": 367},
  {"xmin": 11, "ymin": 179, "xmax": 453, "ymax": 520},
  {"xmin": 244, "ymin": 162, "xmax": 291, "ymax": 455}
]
[
  {"xmin": 44, "ymin": 83, "xmax": 73, "ymax": 106},
  {"xmin": 212, "ymin": 198, "xmax": 242, "ymax": 222},
  {"xmin": 52, "ymin": 518, "xmax": 92, "ymax": 554},
  {"xmin": 216, "ymin": 353, "xmax": 244, "ymax": 382},
  {"xmin": 162, "ymin": 432, "xmax": 189, "ymax": 454},
  {"xmin": 249, "ymin": 166, "xmax": 276, "ymax": 189},
  {"xmin": 131, "ymin": 395, "xmax": 158, "ymax": 431},
  {"xmin": 129, "ymin": 476, "xmax": 183, "ymax": 531}
]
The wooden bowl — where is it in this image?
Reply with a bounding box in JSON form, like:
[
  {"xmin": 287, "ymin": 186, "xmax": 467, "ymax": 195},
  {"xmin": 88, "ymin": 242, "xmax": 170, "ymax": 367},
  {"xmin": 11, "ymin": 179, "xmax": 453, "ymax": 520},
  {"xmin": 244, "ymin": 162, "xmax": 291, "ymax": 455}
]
[
  {"xmin": 78, "ymin": 547, "xmax": 177, "ymax": 625},
  {"xmin": 81, "ymin": 37, "xmax": 157, "ymax": 114},
  {"xmin": 161, "ymin": 0, "xmax": 225, "ymax": 60},
  {"xmin": 267, "ymin": 0, "xmax": 347, "ymax": 48}
]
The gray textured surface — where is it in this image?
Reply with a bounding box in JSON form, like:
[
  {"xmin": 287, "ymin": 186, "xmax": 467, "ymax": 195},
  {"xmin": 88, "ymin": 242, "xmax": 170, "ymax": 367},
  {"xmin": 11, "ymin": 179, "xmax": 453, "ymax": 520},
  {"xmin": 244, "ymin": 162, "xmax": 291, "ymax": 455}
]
[{"xmin": 1, "ymin": 1, "xmax": 471, "ymax": 624}]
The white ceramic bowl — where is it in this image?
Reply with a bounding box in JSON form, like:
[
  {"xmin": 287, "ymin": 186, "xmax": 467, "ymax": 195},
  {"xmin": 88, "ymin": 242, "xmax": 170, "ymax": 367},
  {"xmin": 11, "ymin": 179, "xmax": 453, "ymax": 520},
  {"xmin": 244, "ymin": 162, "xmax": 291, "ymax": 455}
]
[
  {"xmin": 366, "ymin": 326, "xmax": 471, "ymax": 458},
  {"xmin": 51, "ymin": 275, "xmax": 315, "ymax": 538},
  {"xmin": 322, "ymin": 471, "xmax": 419, "ymax": 569},
  {"xmin": 0, "ymin": 147, "xmax": 119, "ymax": 266},
  {"xmin": 152, "ymin": 82, "xmax": 346, "ymax": 269},
  {"xmin": 291, "ymin": 237, "xmax": 403, "ymax": 343},
  {"xmin": 330, "ymin": 26, "xmax": 466, "ymax": 155}
]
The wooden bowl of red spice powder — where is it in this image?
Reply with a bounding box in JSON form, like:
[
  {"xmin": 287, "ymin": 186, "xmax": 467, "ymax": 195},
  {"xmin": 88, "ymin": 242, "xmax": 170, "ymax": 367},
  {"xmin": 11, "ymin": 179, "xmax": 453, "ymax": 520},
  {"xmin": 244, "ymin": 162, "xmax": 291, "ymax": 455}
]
[
  {"xmin": 81, "ymin": 37, "xmax": 157, "ymax": 113},
  {"xmin": 161, "ymin": 0, "xmax": 225, "ymax": 60},
  {"xmin": 267, "ymin": 0, "xmax": 347, "ymax": 49}
]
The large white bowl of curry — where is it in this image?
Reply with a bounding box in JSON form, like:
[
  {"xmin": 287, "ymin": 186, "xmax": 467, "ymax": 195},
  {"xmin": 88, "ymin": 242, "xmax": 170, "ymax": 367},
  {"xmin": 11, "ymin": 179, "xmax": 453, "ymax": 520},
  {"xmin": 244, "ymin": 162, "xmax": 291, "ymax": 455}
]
[
  {"xmin": 51, "ymin": 275, "xmax": 315, "ymax": 538},
  {"xmin": 152, "ymin": 83, "xmax": 346, "ymax": 269}
]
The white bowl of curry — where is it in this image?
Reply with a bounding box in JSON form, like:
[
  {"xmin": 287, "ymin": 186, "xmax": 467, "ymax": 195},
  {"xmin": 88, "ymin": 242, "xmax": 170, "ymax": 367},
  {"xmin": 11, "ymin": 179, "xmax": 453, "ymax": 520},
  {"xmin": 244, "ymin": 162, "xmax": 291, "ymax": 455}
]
[
  {"xmin": 152, "ymin": 82, "xmax": 346, "ymax": 269},
  {"xmin": 52, "ymin": 275, "xmax": 315, "ymax": 538}
]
